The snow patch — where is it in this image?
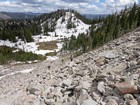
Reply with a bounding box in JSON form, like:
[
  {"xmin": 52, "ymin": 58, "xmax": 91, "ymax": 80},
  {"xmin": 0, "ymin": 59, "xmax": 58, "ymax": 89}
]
[
  {"xmin": 0, "ymin": 37, "xmax": 63, "ymax": 56},
  {"xmin": 0, "ymin": 68, "xmax": 35, "ymax": 80},
  {"xmin": 47, "ymin": 56, "xmax": 59, "ymax": 61}
]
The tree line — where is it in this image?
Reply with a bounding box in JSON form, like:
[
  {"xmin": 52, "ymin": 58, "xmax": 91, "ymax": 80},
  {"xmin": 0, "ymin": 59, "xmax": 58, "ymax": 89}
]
[
  {"xmin": 0, "ymin": 19, "xmax": 41, "ymax": 42},
  {"xmin": 63, "ymin": 3, "xmax": 140, "ymax": 54}
]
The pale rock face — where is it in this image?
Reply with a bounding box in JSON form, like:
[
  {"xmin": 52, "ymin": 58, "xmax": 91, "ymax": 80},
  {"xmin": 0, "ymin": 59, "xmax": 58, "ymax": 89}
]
[
  {"xmin": 62, "ymin": 102, "xmax": 77, "ymax": 105},
  {"xmin": 92, "ymin": 92, "xmax": 101, "ymax": 102},
  {"xmin": 13, "ymin": 94, "xmax": 42, "ymax": 105},
  {"xmin": 95, "ymin": 56, "xmax": 107, "ymax": 66},
  {"xmin": 79, "ymin": 80, "xmax": 91, "ymax": 90},
  {"xmin": 81, "ymin": 99, "xmax": 98, "ymax": 105},
  {"xmin": 53, "ymin": 102, "xmax": 63, "ymax": 105},
  {"xmin": 97, "ymin": 81, "xmax": 106, "ymax": 94},
  {"xmin": 26, "ymin": 82, "xmax": 43, "ymax": 96},
  {"xmin": 0, "ymin": 102, "xmax": 7, "ymax": 105},
  {"xmin": 131, "ymin": 74, "xmax": 139, "ymax": 80},
  {"xmin": 115, "ymin": 80, "xmax": 139, "ymax": 94},
  {"xmin": 124, "ymin": 94, "xmax": 138, "ymax": 105},
  {"xmin": 46, "ymin": 79, "xmax": 61, "ymax": 86},
  {"xmin": 103, "ymin": 86, "xmax": 114, "ymax": 96},
  {"xmin": 75, "ymin": 70, "xmax": 86, "ymax": 76},
  {"xmin": 105, "ymin": 99, "xmax": 118, "ymax": 105},
  {"xmin": 78, "ymin": 89, "xmax": 90, "ymax": 104},
  {"xmin": 61, "ymin": 78, "xmax": 73, "ymax": 87},
  {"xmin": 98, "ymin": 50, "xmax": 119, "ymax": 59},
  {"xmin": 103, "ymin": 63, "xmax": 127, "ymax": 74},
  {"xmin": 134, "ymin": 94, "xmax": 140, "ymax": 104}
]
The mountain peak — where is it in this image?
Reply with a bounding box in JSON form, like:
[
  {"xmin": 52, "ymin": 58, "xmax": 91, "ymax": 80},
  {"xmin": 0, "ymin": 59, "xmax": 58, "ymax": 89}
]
[{"xmin": 38, "ymin": 10, "xmax": 91, "ymax": 38}]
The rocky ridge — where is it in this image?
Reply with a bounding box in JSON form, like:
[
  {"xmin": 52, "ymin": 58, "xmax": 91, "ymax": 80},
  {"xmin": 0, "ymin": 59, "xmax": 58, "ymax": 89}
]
[{"xmin": 0, "ymin": 28, "xmax": 140, "ymax": 105}]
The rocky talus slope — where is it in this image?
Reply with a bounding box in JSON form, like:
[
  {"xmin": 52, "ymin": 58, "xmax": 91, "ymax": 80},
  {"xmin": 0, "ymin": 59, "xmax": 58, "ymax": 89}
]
[{"xmin": 0, "ymin": 28, "xmax": 140, "ymax": 105}]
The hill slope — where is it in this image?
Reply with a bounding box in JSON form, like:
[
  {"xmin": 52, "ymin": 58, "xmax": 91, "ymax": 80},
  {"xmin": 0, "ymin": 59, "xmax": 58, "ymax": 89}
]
[
  {"xmin": 0, "ymin": 12, "xmax": 11, "ymax": 20},
  {"xmin": 0, "ymin": 12, "xmax": 41, "ymax": 20},
  {"xmin": 0, "ymin": 27, "xmax": 140, "ymax": 105}
]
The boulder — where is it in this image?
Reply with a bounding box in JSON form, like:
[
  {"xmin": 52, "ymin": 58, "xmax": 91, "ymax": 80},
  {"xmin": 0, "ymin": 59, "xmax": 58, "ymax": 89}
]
[
  {"xmin": 0, "ymin": 102, "xmax": 7, "ymax": 105},
  {"xmin": 105, "ymin": 99, "xmax": 118, "ymax": 105},
  {"xmin": 75, "ymin": 59, "xmax": 82, "ymax": 64},
  {"xmin": 95, "ymin": 57, "xmax": 107, "ymax": 66},
  {"xmin": 129, "ymin": 60, "xmax": 138, "ymax": 67},
  {"xmin": 78, "ymin": 89, "xmax": 89, "ymax": 104},
  {"xmin": 115, "ymin": 81, "xmax": 139, "ymax": 94},
  {"xmin": 46, "ymin": 79, "xmax": 61, "ymax": 87},
  {"xmin": 97, "ymin": 81, "xmax": 105, "ymax": 94},
  {"xmin": 13, "ymin": 94, "xmax": 42, "ymax": 105},
  {"xmin": 78, "ymin": 89, "xmax": 98, "ymax": 105},
  {"xmin": 106, "ymin": 63, "xmax": 127, "ymax": 74},
  {"xmin": 124, "ymin": 94, "xmax": 138, "ymax": 105},
  {"xmin": 103, "ymin": 86, "xmax": 114, "ymax": 96},
  {"xmin": 91, "ymin": 92, "xmax": 101, "ymax": 102},
  {"xmin": 131, "ymin": 74, "xmax": 139, "ymax": 80},
  {"xmin": 61, "ymin": 78, "xmax": 73, "ymax": 87},
  {"xmin": 79, "ymin": 80, "xmax": 91, "ymax": 90},
  {"xmin": 107, "ymin": 74, "xmax": 115, "ymax": 82},
  {"xmin": 81, "ymin": 99, "xmax": 98, "ymax": 105},
  {"xmin": 98, "ymin": 50, "xmax": 119, "ymax": 59},
  {"xmin": 26, "ymin": 83, "xmax": 42, "ymax": 96},
  {"xmin": 75, "ymin": 70, "xmax": 85, "ymax": 77},
  {"xmin": 134, "ymin": 94, "xmax": 140, "ymax": 103},
  {"xmin": 95, "ymin": 74, "xmax": 107, "ymax": 82},
  {"xmin": 62, "ymin": 102, "xmax": 77, "ymax": 105},
  {"xmin": 52, "ymin": 102, "xmax": 62, "ymax": 105}
]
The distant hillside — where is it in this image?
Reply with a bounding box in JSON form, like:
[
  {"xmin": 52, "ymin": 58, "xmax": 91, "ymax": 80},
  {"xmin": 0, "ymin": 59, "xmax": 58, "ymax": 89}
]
[
  {"xmin": 83, "ymin": 14, "xmax": 109, "ymax": 19},
  {"xmin": 0, "ymin": 13, "xmax": 11, "ymax": 20},
  {"xmin": 0, "ymin": 12, "xmax": 42, "ymax": 20},
  {"xmin": 0, "ymin": 9, "xmax": 92, "ymax": 56}
]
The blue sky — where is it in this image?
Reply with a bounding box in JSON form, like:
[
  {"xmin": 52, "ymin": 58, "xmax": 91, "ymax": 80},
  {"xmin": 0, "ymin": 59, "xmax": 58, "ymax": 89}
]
[{"xmin": 0, "ymin": 0, "xmax": 139, "ymax": 14}]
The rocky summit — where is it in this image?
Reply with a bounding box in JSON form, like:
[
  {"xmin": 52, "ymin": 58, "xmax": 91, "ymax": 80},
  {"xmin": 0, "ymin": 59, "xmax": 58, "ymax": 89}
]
[{"xmin": 0, "ymin": 28, "xmax": 140, "ymax": 105}]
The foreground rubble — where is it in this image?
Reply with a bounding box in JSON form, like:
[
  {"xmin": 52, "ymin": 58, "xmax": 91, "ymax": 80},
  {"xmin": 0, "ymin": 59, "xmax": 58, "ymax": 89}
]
[{"xmin": 0, "ymin": 29, "xmax": 140, "ymax": 105}]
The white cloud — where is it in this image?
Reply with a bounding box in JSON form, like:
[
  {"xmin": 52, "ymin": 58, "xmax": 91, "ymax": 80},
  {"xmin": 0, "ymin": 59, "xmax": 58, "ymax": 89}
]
[
  {"xmin": 0, "ymin": 0, "xmax": 138, "ymax": 14},
  {"xmin": 103, "ymin": 0, "xmax": 138, "ymax": 13},
  {"xmin": 0, "ymin": 1, "xmax": 18, "ymax": 7},
  {"xmin": 106, "ymin": 0, "xmax": 114, "ymax": 3}
]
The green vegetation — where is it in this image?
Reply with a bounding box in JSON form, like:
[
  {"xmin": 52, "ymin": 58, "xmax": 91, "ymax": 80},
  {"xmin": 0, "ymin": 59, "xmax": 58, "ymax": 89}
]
[
  {"xmin": 0, "ymin": 46, "xmax": 45, "ymax": 65},
  {"xmin": 46, "ymin": 52, "xmax": 57, "ymax": 56},
  {"xmin": 63, "ymin": 3, "xmax": 140, "ymax": 54}
]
